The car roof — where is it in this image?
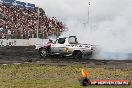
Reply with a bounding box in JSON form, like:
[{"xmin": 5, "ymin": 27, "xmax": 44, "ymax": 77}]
[{"xmin": 58, "ymin": 36, "xmax": 76, "ymax": 38}]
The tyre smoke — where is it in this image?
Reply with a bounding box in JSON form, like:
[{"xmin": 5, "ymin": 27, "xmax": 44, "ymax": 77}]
[
  {"xmin": 62, "ymin": 16, "xmax": 132, "ymax": 60},
  {"xmin": 20, "ymin": 0, "xmax": 132, "ymax": 60}
]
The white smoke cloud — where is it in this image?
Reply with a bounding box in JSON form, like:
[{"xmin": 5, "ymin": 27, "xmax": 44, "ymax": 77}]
[{"xmin": 19, "ymin": 0, "xmax": 132, "ymax": 59}]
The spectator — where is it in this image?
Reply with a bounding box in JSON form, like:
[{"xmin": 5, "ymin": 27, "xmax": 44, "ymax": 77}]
[{"xmin": 0, "ymin": 3, "xmax": 66, "ymax": 39}]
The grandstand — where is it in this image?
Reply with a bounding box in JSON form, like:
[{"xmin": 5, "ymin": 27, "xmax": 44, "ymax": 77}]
[{"xmin": 0, "ymin": 0, "xmax": 65, "ymax": 39}]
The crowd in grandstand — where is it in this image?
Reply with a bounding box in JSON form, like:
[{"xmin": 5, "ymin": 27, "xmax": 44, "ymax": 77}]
[{"xmin": 0, "ymin": 3, "xmax": 65, "ymax": 39}]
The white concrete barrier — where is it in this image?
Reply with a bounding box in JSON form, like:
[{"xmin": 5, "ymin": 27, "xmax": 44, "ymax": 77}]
[{"xmin": 0, "ymin": 38, "xmax": 49, "ymax": 47}]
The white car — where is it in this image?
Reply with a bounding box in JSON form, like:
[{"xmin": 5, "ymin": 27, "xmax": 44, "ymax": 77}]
[{"xmin": 35, "ymin": 36, "xmax": 95, "ymax": 59}]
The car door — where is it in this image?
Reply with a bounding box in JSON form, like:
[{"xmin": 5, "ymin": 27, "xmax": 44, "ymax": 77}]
[{"xmin": 51, "ymin": 38, "xmax": 66, "ymax": 53}]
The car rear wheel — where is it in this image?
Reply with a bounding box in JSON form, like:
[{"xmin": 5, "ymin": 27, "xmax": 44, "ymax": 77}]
[
  {"xmin": 72, "ymin": 51, "xmax": 82, "ymax": 59},
  {"xmin": 39, "ymin": 48, "xmax": 48, "ymax": 58}
]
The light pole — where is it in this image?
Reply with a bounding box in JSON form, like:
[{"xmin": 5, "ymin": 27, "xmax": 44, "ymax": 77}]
[
  {"xmin": 37, "ymin": 7, "xmax": 39, "ymax": 38},
  {"xmin": 87, "ymin": 1, "xmax": 90, "ymax": 25},
  {"xmin": 82, "ymin": 1, "xmax": 90, "ymax": 29}
]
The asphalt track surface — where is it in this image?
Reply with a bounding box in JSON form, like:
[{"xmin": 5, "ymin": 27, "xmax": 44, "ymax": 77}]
[{"xmin": 0, "ymin": 46, "xmax": 132, "ymax": 69}]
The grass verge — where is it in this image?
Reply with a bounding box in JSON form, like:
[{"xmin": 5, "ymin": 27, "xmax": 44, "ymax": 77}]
[{"xmin": 0, "ymin": 64, "xmax": 131, "ymax": 88}]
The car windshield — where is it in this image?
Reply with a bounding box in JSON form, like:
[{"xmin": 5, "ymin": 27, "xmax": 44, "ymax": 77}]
[{"xmin": 58, "ymin": 38, "xmax": 66, "ymax": 44}]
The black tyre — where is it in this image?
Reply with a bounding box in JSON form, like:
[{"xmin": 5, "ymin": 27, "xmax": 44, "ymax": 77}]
[
  {"xmin": 72, "ymin": 51, "xmax": 82, "ymax": 59},
  {"xmin": 39, "ymin": 48, "xmax": 48, "ymax": 58},
  {"xmin": 79, "ymin": 77, "xmax": 91, "ymax": 86}
]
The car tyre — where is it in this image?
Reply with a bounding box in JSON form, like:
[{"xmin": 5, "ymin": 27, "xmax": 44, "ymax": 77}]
[
  {"xmin": 72, "ymin": 51, "xmax": 82, "ymax": 59},
  {"xmin": 39, "ymin": 48, "xmax": 48, "ymax": 58}
]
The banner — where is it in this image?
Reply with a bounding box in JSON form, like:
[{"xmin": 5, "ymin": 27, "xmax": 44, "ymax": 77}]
[
  {"xmin": 1, "ymin": 0, "xmax": 15, "ymax": 6},
  {"xmin": 26, "ymin": 3, "xmax": 35, "ymax": 10},
  {"xmin": 0, "ymin": 0, "xmax": 36, "ymax": 10},
  {"xmin": 15, "ymin": 1, "xmax": 26, "ymax": 8}
]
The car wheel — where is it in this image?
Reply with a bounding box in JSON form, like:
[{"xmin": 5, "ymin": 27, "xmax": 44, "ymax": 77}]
[
  {"xmin": 39, "ymin": 48, "xmax": 48, "ymax": 58},
  {"xmin": 72, "ymin": 51, "xmax": 82, "ymax": 59}
]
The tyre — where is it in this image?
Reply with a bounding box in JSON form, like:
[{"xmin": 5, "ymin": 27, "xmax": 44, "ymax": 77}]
[
  {"xmin": 39, "ymin": 48, "xmax": 48, "ymax": 58},
  {"xmin": 79, "ymin": 77, "xmax": 91, "ymax": 86},
  {"xmin": 72, "ymin": 51, "xmax": 82, "ymax": 59}
]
